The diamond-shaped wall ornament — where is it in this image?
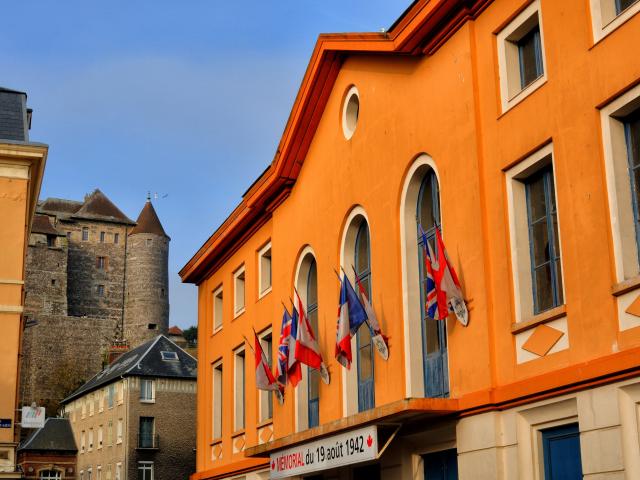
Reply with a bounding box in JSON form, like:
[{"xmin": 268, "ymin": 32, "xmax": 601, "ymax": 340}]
[
  {"xmin": 522, "ymin": 324, "xmax": 564, "ymax": 357},
  {"xmin": 212, "ymin": 444, "xmax": 222, "ymax": 460},
  {"xmin": 259, "ymin": 426, "xmax": 273, "ymax": 444},
  {"xmin": 625, "ymin": 294, "xmax": 640, "ymax": 317},
  {"xmin": 234, "ymin": 436, "xmax": 245, "ymax": 452}
]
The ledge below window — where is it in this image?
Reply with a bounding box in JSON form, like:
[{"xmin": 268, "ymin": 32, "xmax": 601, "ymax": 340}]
[
  {"xmin": 511, "ymin": 305, "xmax": 567, "ymax": 335},
  {"xmin": 612, "ymin": 276, "xmax": 640, "ymax": 297}
]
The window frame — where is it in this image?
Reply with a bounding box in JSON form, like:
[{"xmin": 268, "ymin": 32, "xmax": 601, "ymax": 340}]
[
  {"xmin": 258, "ymin": 242, "xmax": 273, "ymax": 299},
  {"xmin": 306, "ymin": 259, "xmax": 320, "ymax": 429},
  {"xmin": 233, "ymin": 266, "xmax": 246, "ymax": 317},
  {"xmin": 137, "ymin": 462, "xmax": 154, "ymax": 480},
  {"xmin": 212, "ymin": 285, "xmax": 223, "ymax": 334},
  {"xmin": 505, "ymin": 143, "xmax": 565, "ymax": 324},
  {"xmin": 212, "ymin": 360, "xmax": 223, "ymax": 440},
  {"xmin": 233, "ymin": 346, "xmax": 246, "ymax": 432},
  {"xmin": 589, "ymin": 0, "xmax": 640, "ymax": 43},
  {"xmin": 496, "ymin": 0, "xmax": 547, "ymax": 113},
  {"xmin": 140, "ymin": 379, "xmax": 155, "ymax": 403},
  {"xmin": 258, "ymin": 329, "xmax": 274, "ymax": 422},
  {"xmin": 82, "ymin": 227, "xmax": 89, "ymax": 241}
]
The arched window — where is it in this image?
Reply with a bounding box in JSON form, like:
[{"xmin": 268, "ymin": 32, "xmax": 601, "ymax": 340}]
[
  {"xmin": 294, "ymin": 247, "xmax": 321, "ymax": 431},
  {"xmin": 354, "ymin": 222, "xmax": 375, "ymax": 411},
  {"xmin": 39, "ymin": 470, "xmax": 62, "ymax": 480},
  {"xmin": 417, "ymin": 171, "xmax": 449, "ymax": 398},
  {"xmin": 306, "ymin": 259, "xmax": 320, "ymax": 428}
]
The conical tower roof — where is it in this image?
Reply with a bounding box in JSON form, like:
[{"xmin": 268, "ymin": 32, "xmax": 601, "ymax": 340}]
[{"xmin": 129, "ymin": 200, "xmax": 169, "ymax": 239}]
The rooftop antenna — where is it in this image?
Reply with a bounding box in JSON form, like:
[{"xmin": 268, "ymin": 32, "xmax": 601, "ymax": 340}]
[{"xmin": 146, "ymin": 191, "xmax": 151, "ymax": 202}]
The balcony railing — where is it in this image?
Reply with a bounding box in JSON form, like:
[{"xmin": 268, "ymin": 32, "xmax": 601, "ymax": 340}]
[{"xmin": 137, "ymin": 433, "xmax": 159, "ymax": 449}]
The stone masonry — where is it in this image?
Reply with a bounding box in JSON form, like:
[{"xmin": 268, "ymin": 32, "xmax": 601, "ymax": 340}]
[{"xmin": 20, "ymin": 191, "xmax": 170, "ymax": 415}]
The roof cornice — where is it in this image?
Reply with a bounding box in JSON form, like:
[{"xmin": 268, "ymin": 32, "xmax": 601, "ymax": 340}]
[{"xmin": 180, "ymin": 0, "xmax": 492, "ymax": 284}]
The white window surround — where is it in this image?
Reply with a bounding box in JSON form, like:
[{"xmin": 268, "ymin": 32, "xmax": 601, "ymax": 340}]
[
  {"xmin": 233, "ymin": 347, "xmax": 246, "ymax": 431},
  {"xmin": 258, "ymin": 329, "xmax": 274, "ymax": 423},
  {"xmin": 600, "ymin": 83, "xmax": 640, "ymax": 282},
  {"xmin": 342, "ymin": 85, "xmax": 360, "ymax": 140},
  {"xmin": 212, "ymin": 286, "xmax": 223, "ymax": 334},
  {"xmin": 233, "ymin": 266, "xmax": 246, "ymax": 317},
  {"xmin": 399, "ymin": 154, "xmax": 448, "ymax": 398},
  {"xmin": 293, "ymin": 245, "xmax": 317, "ymax": 432},
  {"xmin": 496, "ymin": 0, "xmax": 547, "ymax": 113},
  {"xmin": 590, "ymin": 0, "xmax": 640, "ymax": 43},
  {"xmin": 505, "ymin": 142, "xmax": 565, "ymax": 324},
  {"xmin": 258, "ymin": 242, "xmax": 273, "ymax": 299},
  {"xmin": 140, "ymin": 379, "xmax": 155, "ymax": 403},
  {"xmin": 339, "ymin": 206, "xmax": 371, "ymax": 417},
  {"xmin": 212, "ymin": 360, "xmax": 223, "ymax": 440}
]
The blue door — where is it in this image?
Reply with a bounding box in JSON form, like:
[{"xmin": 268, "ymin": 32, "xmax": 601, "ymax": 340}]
[
  {"xmin": 541, "ymin": 423, "xmax": 583, "ymax": 480},
  {"xmin": 424, "ymin": 449, "xmax": 458, "ymax": 480},
  {"xmin": 417, "ymin": 171, "xmax": 449, "ymax": 398}
]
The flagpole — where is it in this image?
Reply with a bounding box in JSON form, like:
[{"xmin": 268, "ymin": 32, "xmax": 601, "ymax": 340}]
[
  {"xmin": 242, "ymin": 334, "xmax": 256, "ymax": 354},
  {"xmin": 349, "ymin": 264, "xmax": 374, "ymax": 334}
]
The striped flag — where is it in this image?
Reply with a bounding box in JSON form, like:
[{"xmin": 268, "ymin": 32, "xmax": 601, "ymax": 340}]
[
  {"xmin": 294, "ymin": 290, "xmax": 330, "ymax": 384},
  {"xmin": 420, "ymin": 225, "xmax": 443, "ymax": 320}
]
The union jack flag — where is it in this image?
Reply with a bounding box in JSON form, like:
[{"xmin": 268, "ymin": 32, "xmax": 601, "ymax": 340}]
[
  {"xmin": 420, "ymin": 225, "xmax": 441, "ymax": 320},
  {"xmin": 276, "ymin": 307, "xmax": 292, "ymax": 389}
]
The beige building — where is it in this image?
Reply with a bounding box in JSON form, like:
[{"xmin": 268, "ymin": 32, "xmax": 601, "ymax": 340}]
[
  {"xmin": 62, "ymin": 336, "xmax": 196, "ymax": 480},
  {"xmin": 0, "ymin": 86, "xmax": 47, "ymax": 479}
]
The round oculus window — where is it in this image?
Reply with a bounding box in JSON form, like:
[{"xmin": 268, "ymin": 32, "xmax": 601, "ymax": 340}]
[{"xmin": 342, "ymin": 86, "xmax": 360, "ymax": 140}]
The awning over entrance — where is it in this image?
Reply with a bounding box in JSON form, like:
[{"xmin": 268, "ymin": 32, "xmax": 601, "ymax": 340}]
[{"xmin": 245, "ymin": 397, "xmax": 458, "ymax": 459}]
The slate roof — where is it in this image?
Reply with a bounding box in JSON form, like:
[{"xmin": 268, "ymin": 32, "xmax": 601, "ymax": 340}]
[
  {"xmin": 72, "ymin": 189, "xmax": 135, "ymax": 225},
  {"xmin": 0, "ymin": 87, "xmax": 27, "ymax": 142},
  {"xmin": 19, "ymin": 418, "xmax": 77, "ymax": 453},
  {"xmin": 38, "ymin": 198, "xmax": 83, "ymax": 217},
  {"xmin": 129, "ymin": 200, "xmax": 169, "ymax": 238},
  {"xmin": 62, "ymin": 335, "xmax": 197, "ymax": 404},
  {"xmin": 31, "ymin": 214, "xmax": 64, "ymax": 236}
]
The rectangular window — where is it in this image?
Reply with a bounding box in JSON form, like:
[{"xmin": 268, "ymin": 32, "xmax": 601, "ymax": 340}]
[
  {"xmin": 96, "ymin": 284, "xmax": 105, "ymax": 297},
  {"xmin": 213, "ymin": 287, "xmax": 223, "ymax": 333},
  {"xmin": 234, "ymin": 266, "xmax": 246, "ymax": 316},
  {"xmin": 138, "ymin": 462, "xmax": 153, "ymax": 480},
  {"xmin": 517, "ymin": 25, "xmax": 543, "ymax": 89},
  {"xmin": 97, "ymin": 256, "xmax": 107, "ymax": 270},
  {"xmin": 97, "ymin": 466, "xmax": 102, "ymax": 480},
  {"xmin": 590, "ymin": 0, "xmax": 640, "ymax": 42},
  {"xmin": 99, "ymin": 390, "xmax": 104, "ymax": 412},
  {"xmin": 81, "ymin": 430, "xmax": 85, "ymax": 452},
  {"xmin": 98, "ymin": 426, "xmax": 103, "ymax": 448},
  {"xmin": 88, "ymin": 468, "xmax": 92, "ymax": 480},
  {"xmin": 234, "ymin": 348, "xmax": 245, "ymax": 431},
  {"xmin": 115, "ymin": 464, "xmax": 121, "ymax": 480},
  {"xmin": 114, "ymin": 233, "xmax": 119, "ymax": 244},
  {"xmin": 82, "ymin": 227, "xmax": 89, "ymax": 241},
  {"xmin": 258, "ymin": 243, "xmax": 272, "ymax": 297},
  {"xmin": 107, "ymin": 465, "xmax": 112, "ymax": 480},
  {"xmin": 89, "ymin": 394, "xmax": 95, "ymax": 415},
  {"xmin": 81, "ymin": 400, "xmax": 86, "ymax": 418},
  {"xmin": 212, "ymin": 361, "xmax": 223, "ymax": 439},
  {"xmin": 259, "ymin": 332, "xmax": 273, "ymax": 422},
  {"xmin": 525, "ymin": 166, "xmax": 563, "ymax": 313},
  {"xmin": 139, "ymin": 417, "xmax": 155, "ymax": 448},
  {"xmin": 117, "ymin": 381, "xmax": 124, "ymax": 404},
  {"xmin": 107, "ymin": 384, "xmax": 115, "ymax": 408},
  {"xmin": 117, "ymin": 419, "xmax": 123, "ymax": 444},
  {"xmin": 625, "ymin": 111, "xmax": 640, "ymax": 258},
  {"xmin": 541, "ymin": 423, "xmax": 583, "ymax": 478},
  {"xmin": 506, "ymin": 143, "xmax": 564, "ymax": 323},
  {"xmin": 140, "ymin": 379, "xmax": 155, "ymax": 403},
  {"xmin": 88, "ymin": 428, "xmax": 94, "ymax": 450},
  {"xmin": 107, "ymin": 420, "xmax": 113, "ymax": 445},
  {"xmin": 100, "ymin": 231, "xmax": 106, "ymax": 243},
  {"xmin": 496, "ymin": 1, "xmax": 546, "ymax": 112}
]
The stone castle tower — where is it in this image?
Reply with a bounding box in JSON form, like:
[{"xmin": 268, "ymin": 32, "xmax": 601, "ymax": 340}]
[
  {"xmin": 123, "ymin": 197, "xmax": 170, "ymax": 346},
  {"xmin": 21, "ymin": 191, "xmax": 171, "ymax": 414}
]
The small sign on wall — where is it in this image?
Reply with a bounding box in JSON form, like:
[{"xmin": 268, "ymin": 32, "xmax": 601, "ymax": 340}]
[
  {"xmin": 21, "ymin": 406, "xmax": 45, "ymax": 429},
  {"xmin": 0, "ymin": 419, "xmax": 11, "ymax": 429},
  {"xmin": 269, "ymin": 425, "xmax": 378, "ymax": 479}
]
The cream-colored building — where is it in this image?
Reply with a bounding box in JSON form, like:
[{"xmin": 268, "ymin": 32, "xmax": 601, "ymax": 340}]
[
  {"xmin": 63, "ymin": 335, "xmax": 197, "ymax": 480},
  {"xmin": 0, "ymin": 86, "xmax": 47, "ymax": 479}
]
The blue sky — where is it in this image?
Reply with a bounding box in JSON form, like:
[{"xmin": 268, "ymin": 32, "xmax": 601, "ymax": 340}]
[{"xmin": 1, "ymin": 1, "xmax": 410, "ymax": 329}]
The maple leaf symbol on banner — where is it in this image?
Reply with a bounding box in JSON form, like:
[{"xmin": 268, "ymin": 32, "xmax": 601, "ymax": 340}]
[
  {"xmin": 367, "ymin": 435, "xmax": 373, "ymax": 448},
  {"xmin": 271, "ymin": 461, "xmax": 275, "ymax": 470}
]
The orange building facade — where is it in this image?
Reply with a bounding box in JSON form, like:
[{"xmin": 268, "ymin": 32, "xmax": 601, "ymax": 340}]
[
  {"xmin": 181, "ymin": 0, "xmax": 640, "ymax": 478},
  {"xmin": 0, "ymin": 88, "xmax": 47, "ymax": 479}
]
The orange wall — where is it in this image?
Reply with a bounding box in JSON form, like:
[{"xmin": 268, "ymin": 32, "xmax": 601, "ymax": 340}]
[
  {"xmin": 193, "ymin": 0, "xmax": 640, "ymax": 474},
  {"xmin": 0, "ymin": 176, "xmax": 29, "ymax": 446}
]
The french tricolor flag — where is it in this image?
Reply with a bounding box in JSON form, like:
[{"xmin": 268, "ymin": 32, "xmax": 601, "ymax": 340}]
[
  {"xmin": 335, "ymin": 273, "xmax": 367, "ymax": 369},
  {"xmin": 294, "ymin": 290, "xmax": 329, "ymax": 383}
]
